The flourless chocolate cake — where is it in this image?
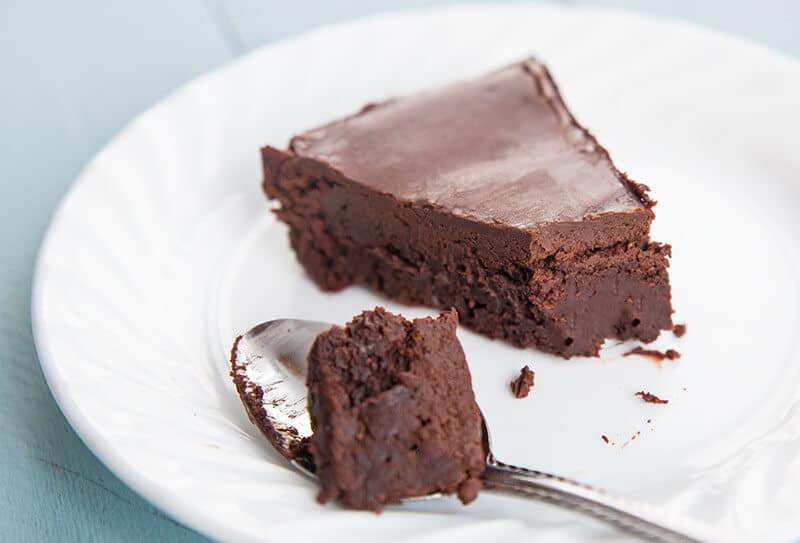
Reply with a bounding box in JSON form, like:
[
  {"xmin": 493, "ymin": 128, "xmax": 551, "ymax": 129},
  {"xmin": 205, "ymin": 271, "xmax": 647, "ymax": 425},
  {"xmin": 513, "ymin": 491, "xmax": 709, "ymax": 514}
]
[
  {"xmin": 262, "ymin": 58, "xmax": 673, "ymax": 357},
  {"xmin": 307, "ymin": 308, "xmax": 484, "ymax": 511}
]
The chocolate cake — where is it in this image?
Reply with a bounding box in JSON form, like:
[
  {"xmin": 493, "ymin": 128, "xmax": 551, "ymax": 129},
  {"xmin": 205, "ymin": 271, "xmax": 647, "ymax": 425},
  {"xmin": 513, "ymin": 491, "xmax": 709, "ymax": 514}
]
[
  {"xmin": 263, "ymin": 58, "xmax": 673, "ymax": 358},
  {"xmin": 307, "ymin": 308, "xmax": 485, "ymax": 511},
  {"xmin": 635, "ymin": 391, "xmax": 669, "ymax": 404},
  {"xmin": 510, "ymin": 365, "xmax": 535, "ymax": 398}
]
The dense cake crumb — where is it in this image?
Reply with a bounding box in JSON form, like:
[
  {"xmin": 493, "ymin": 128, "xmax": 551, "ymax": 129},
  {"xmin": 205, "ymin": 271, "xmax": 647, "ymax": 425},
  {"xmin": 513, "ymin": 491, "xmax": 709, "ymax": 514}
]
[
  {"xmin": 510, "ymin": 365, "xmax": 535, "ymax": 398},
  {"xmin": 672, "ymin": 323, "xmax": 687, "ymax": 337},
  {"xmin": 635, "ymin": 391, "xmax": 669, "ymax": 404},
  {"xmin": 456, "ymin": 477, "xmax": 482, "ymax": 504},
  {"xmin": 624, "ymin": 346, "xmax": 681, "ymax": 361},
  {"xmin": 307, "ymin": 307, "xmax": 485, "ymax": 511}
]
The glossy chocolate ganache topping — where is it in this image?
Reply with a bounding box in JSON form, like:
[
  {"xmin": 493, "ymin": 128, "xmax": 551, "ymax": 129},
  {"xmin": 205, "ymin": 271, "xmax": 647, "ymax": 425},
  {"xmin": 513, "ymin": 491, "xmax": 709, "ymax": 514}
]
[{"xmin": 290, "ymin": 58, "xmax": 652, "ymax": 229}]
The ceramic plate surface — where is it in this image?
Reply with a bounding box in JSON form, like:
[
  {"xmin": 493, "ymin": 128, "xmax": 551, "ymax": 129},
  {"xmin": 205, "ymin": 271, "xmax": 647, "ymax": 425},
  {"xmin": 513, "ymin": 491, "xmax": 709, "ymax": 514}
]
[{"xmin": 33, "ymin": 4, "xmax": 800, "ymax": 542}]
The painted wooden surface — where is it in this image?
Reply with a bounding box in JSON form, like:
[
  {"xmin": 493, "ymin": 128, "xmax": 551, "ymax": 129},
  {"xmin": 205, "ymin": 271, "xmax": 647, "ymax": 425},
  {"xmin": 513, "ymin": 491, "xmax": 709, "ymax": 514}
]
[{"xmin": 1, "ymin": 1, "xmax": 797, "ymax": 541}]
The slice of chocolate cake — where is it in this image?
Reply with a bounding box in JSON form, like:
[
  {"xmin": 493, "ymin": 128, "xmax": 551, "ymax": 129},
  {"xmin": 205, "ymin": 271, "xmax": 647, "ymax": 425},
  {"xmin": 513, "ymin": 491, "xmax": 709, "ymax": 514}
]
[
  {"xmin": 307, "ymin": 308, "xmax": 485, "ymax": 511},
  {"xmin": 262, "ymin": 58, "xmax": 673, "ymax": 358}
]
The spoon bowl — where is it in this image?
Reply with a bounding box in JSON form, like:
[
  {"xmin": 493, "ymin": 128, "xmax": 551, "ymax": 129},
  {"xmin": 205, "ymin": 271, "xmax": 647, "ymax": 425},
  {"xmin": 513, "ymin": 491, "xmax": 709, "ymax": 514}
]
[{"xmin": 231, "ymin": 318, "xmax": 329, "ymax": 476}]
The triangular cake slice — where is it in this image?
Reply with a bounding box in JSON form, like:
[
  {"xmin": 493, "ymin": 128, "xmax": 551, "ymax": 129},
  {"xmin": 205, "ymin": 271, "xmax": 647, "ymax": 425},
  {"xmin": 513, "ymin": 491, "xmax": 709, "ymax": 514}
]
[{"xmin": 261, "ymin": 58, "xmax": 673, "ymax": 358}]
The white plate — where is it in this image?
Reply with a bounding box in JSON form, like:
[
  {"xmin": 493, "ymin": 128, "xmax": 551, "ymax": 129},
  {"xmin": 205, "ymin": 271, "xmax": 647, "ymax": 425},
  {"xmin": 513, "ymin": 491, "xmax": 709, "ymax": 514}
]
[{"xmin": 32, "ymin": 4, "xmax": 800, "ymax": 542}]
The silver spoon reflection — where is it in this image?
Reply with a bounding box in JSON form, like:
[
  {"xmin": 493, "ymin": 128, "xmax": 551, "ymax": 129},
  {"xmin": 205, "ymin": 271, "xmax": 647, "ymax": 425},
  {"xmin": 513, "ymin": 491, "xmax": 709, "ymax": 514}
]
[{"xmin": 231, "ymin": 319, "xmax": 716, "ymax": 543}]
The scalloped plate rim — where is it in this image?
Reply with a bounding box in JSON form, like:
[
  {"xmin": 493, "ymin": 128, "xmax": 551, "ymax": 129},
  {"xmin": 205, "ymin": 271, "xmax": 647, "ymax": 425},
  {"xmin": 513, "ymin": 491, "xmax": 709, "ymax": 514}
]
[{"xmin": 31, "ymin": 4, "xmax": 800, "ymax": 542}]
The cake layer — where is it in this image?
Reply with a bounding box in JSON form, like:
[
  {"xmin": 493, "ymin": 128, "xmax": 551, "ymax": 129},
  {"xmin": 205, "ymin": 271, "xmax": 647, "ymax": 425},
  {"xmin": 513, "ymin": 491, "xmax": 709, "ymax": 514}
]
[{"xmin": 307, "ymin": 308, "xmax": 484, "ymax": 511}]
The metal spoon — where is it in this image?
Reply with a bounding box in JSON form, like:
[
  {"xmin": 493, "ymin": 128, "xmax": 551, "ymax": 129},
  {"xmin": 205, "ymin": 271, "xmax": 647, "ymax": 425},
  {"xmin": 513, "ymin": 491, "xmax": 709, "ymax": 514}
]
[{"xmin": 231, "ymin": 319, "xmax": 716, "ymax": 543}]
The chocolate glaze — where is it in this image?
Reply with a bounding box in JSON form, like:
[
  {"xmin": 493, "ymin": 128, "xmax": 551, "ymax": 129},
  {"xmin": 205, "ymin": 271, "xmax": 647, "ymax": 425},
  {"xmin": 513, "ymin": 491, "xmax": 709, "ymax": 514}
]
[{"xmin": 290, "ymin": 59, "xmax": 651, "ymax": 229}]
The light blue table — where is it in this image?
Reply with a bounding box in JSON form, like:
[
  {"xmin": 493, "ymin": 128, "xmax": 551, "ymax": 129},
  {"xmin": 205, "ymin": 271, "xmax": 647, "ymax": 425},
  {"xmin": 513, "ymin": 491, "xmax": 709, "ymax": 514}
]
[{"xmin": 1, "ymin": 1, "xmax": 797, "ymax": 540}]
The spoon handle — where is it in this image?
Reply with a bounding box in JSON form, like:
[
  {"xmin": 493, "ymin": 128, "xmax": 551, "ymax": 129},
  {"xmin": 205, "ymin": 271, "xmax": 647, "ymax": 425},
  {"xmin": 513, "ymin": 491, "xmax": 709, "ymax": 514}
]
[{"xmin": 482, "ymin": 458, "xmax": 713, "ymax": 543}]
